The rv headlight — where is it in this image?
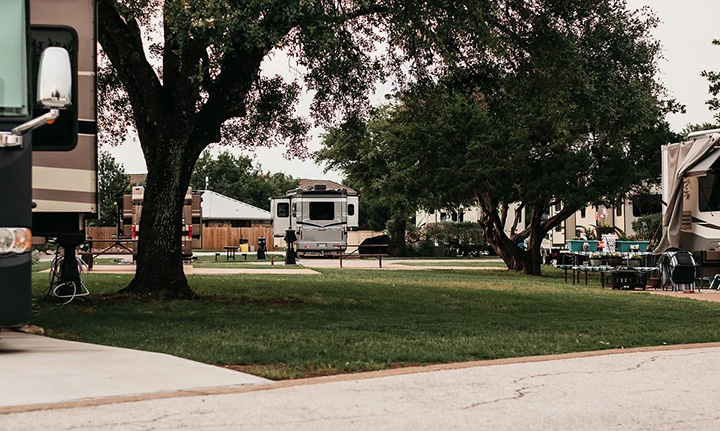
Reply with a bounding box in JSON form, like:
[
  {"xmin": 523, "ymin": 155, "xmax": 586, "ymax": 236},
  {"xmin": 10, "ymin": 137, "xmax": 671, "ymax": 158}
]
[{"xmin": 0, "ymin": 228, "xmax": 32, "ymax": 254}]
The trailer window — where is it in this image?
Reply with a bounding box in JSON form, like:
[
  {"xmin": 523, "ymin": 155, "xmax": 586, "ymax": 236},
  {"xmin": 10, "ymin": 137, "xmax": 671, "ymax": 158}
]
[
  {"xmin": 0, "ymin": 0, "xmax": 28, "ymax": 117},
  {"xmin": 632, "ymin": 194, "xmax": 662, "ymax": 216},
  {"xmin": 276, "ymin": 202, "xmax": 289, "ymax": 218},
  {"xmin": 309, "ymin": 202, "xmax": 334, "ymax": 220},
  {"xmin": 698, "ymin": 174, "xmax": 720, "ymax": 212},
  {"xmin": 348, "ymin": 204, "xmax": 355, "ymax": 216}
]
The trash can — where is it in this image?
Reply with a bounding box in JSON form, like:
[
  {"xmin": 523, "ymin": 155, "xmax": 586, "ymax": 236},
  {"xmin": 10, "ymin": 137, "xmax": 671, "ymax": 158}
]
[{"xmin": 239, "ymin": 238, "xmax": 249, "ymax": 253}]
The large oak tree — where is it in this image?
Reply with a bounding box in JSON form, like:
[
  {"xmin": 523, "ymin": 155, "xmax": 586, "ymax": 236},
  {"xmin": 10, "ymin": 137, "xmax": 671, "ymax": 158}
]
[
  {"xmin": 319, "ymin": 0, "xmax": 678, "ymax": 274},
  {"xmin": 98, "ymin": 0, "xmax": 495, "ymax": 297}
]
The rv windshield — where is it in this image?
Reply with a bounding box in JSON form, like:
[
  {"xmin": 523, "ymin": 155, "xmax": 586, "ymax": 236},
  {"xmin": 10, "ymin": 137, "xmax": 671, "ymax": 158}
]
[{"xmin": 0, "ymin": 0, "xmax": 28, "ymax": 117}]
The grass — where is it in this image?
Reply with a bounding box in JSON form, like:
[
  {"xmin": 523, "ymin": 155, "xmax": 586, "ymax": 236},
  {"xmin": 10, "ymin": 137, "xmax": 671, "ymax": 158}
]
[{"xmin": 29, "ymin": 265, "xmax": 720, "ymax": 380}]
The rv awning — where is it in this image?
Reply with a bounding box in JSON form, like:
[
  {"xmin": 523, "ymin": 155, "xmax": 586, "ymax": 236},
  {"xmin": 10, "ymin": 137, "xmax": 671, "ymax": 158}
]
[{"xmin": 686, "ymin": 148, "xmax": 720, "ymax": 177}]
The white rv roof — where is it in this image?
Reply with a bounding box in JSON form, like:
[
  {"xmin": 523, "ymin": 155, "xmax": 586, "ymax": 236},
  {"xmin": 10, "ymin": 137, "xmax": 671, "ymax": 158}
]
[{"xmin": 199, "ymin": 190, "xmax": 272, "ymax": 221}]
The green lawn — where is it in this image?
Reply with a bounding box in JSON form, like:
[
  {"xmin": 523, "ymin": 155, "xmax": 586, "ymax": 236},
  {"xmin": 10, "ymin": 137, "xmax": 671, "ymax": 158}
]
[{"xmin": 29, "ymin": 265, "xmax": 720, "ymax": 380}]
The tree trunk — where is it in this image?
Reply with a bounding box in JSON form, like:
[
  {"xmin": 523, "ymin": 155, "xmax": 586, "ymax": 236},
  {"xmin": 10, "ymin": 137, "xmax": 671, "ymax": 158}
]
[
  {"xmin": 120, "ymin": 139, "xmax": 197, "ymax": 298},
  {"xmin": 388, "ymin": 213, "xmax": 407, "ymax": 257},
  {"xmin": 522, "ymin": 207, "xmax": 545, "ymax": 276}
]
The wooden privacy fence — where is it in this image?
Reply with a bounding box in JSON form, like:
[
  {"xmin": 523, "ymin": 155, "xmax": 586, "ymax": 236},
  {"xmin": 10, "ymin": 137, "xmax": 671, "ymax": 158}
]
[
  {"xmin": 200, "ymin": 227, "xmax": 274, "ymax": 250},
  {"xmin": 87, "ymin": 226, "xmax": 383, "ymax": 251},
  {"xmin": 85, "ymin": 226, "xmax": 121, "ymax": 249}
]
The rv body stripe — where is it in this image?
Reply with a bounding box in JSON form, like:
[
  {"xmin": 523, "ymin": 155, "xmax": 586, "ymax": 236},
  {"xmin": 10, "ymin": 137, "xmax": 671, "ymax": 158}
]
[
  {"xmin": 78, "ymin": 120, "xmax": 97, "ymax": 135},
  {"xmin": 33, "ymin": 189, "xmax": 96, "ymax": 204},
  {"xmin": 32, "ymin": 167, "xmax": 96, "ymax": 192},
  {"xmin": 296, "ymin": 221, "xmax": 347, "ymax": 228},
  {"xmin": 691, "ymin": 216, "xmax": 720, "ymax": 231},
  {"xmin": 33, "ymin": 200, "xmax": 96, "ymax": 213},
  {"xmin": 78, "ymin": 71, "xmax": 95, "ymax": 76},
  {"xmin": 32, "ymin": 140, "xmax": 95, "ymax": 170}
]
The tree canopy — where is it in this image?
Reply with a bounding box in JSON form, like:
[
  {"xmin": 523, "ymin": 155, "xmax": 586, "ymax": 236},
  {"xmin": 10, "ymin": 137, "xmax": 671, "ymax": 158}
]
[
  {"xmin": 189, "ymin": 151, "xmax": 297, "ymax": 210},
  {"xmin": 319, "ymin": 0, "xmax": 677, "ymax": 273}
]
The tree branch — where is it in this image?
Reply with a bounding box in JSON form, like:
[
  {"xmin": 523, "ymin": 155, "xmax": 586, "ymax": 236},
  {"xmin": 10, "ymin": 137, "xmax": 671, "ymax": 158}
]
[{"xmin": 97, "ymin": 0, "xmax": 163, "ymax": 134}]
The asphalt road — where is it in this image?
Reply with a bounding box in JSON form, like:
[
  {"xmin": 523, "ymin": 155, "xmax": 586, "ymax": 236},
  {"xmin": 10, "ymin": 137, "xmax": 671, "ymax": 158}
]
[{"xmin": 4, "ymin": 339, "xmax": 720, "ymax": 430}]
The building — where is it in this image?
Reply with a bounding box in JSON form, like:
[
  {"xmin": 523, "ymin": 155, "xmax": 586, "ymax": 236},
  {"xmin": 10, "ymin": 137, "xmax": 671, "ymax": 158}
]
[
  {"xmin": 199, "ymin": 189, "xmax": 272, "ymax": 228},
  {"xmin": 417, "ymin": 194, "xmax": 662, "ymax": 249}
]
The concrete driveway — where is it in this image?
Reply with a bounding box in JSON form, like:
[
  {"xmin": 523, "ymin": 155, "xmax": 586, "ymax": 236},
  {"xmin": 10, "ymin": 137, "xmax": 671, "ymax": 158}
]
[
  {"xmin": 3, "ymin": 331, "xmax": 720, "ymax": 430},
  {"xmin": 0, "ymin": 331, "xmax": 268, "ymax": 409}
]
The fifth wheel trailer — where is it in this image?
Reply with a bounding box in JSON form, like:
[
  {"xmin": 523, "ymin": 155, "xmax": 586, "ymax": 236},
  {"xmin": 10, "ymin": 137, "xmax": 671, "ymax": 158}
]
[
  {"xmin": 659, "ymin": 129, "xmax": 720, "ymax": 277},
  {"xmin": 30, "ymin": 0, "xmax": 98, "ymax": 294},
  {"xmin": 119, "ymin": 186, "xmax": 202, "ymax": 258}
]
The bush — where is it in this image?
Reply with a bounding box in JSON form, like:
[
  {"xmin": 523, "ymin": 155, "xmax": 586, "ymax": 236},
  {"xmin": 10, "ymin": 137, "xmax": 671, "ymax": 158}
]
[
  {"xmin": 408, "ymin": 222, "xmax": 487, "ymax": 257},
  {"xmin": 631, "ymin": 213, "xmax": 662, "ymax": 248}
]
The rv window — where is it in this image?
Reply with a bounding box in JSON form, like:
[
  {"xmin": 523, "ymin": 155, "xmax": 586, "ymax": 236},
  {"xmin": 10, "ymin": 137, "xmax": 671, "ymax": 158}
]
[
  {"xmin": 310, "ymin": 202, "xmax": 334, "ymax": 220},
  {"xmin": 451, "ymin": 211, "xmax": 457, "ymax": 222},
  {"xmin": 580, "ymin": 208, "xmax": 586, "ymax": 218},
  {"xmin": 698, "ymin": 174, "xmax": 720, "ymax": 212},
  {"xmin": 616, "ymin": 206, "xmax": 622, "ymax": 217},
  {"xmin": 632, "ymin": 194, "xmax": 662, "ymax": 216},
  {"xmin": 348, "ymin": 204, "xmax": 355, "ymax": 216},
  {"xmin": 277, "ymin": 203, "xmax": 289, "ymax": 218}
]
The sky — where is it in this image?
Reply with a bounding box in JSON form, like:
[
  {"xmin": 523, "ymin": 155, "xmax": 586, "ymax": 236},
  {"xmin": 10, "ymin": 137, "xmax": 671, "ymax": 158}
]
[{"xmin": 108, "ymin": 1, "xmax": 720, "ymax": 182}]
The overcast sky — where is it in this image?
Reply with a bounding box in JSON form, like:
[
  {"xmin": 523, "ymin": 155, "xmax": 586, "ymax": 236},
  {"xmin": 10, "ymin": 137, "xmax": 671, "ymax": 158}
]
[{"xmin": 108, "ymin": 1, "xmax": 720, "ymax": 182}]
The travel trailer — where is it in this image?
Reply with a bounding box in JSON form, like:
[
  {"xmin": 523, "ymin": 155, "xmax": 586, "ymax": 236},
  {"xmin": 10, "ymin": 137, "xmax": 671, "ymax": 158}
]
[
  {"xmin": 0, "ymin": 0, "xmax": 96, "ymax": 327},
  {"xmin": 271, "ymin": 185, "xmax": 359, "ymax": 255},
  {"xmin": 658, "ymin": 128, "xmax": 720, "ymax": 277},
  {"xmin": 119, "ymin": 186, "xmax": 202, "ymax": 258}
]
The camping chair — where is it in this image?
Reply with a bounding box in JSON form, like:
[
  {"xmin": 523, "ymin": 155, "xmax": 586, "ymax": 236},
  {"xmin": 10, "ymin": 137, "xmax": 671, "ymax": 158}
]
[{"xmin": 659, "ymin": 249, "xmax": 699, "ymax": 292}]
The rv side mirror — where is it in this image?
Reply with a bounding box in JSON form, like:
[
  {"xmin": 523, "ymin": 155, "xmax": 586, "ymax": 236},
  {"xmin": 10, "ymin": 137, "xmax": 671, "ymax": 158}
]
[{"xmin": 37, "ymin": 47, "xmax": 72, "ymax": 109}]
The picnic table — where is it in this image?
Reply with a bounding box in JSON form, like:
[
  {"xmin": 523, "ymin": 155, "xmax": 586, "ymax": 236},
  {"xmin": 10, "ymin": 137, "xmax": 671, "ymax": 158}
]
[
  {"xmin": 337, "ymin": 244, "xmax": 389, "ymax": 268},
  {"xmin": 223, "ymin": 246, "xmax": 239, "ymax": 261}
]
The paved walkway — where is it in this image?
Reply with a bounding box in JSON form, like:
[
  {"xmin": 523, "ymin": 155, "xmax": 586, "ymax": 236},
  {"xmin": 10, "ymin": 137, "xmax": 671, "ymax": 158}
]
[
  {"xmin": 0, "ymin": 331, "xmax": 268, "ymax": 410},
  {"xmin": 3, "ymin": 337, "xmax": 720, "ymax": 430}
]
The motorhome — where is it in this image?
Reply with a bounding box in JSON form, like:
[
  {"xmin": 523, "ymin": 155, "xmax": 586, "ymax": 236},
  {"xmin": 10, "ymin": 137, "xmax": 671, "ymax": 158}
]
[
  {"xmin": 271, "ymin": 185, "xmax": 359, "ymax": 255},
  {"xmin": 659, "ymin": 129, "xmax": 720, "ymax": 277},
  {"xmin": 1, "ymin": 0, "xmax": 95, "ymax": 327},
  {"xmin": 119, "ymin": 186, "xmax": 202, "ymax": 258}
]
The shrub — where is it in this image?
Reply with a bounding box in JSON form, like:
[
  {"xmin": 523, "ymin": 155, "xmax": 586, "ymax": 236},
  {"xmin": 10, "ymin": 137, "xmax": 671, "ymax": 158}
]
[
  {"xmin": 632, "ymin": 213, "xmax": 662, "ymax": 248},
  {"xmin": 409, "ymin": 222, "xmax": 487, "ymax": 257}
]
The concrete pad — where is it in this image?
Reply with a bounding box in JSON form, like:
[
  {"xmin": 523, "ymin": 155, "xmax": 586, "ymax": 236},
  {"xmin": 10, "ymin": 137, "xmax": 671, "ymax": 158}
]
[{"xmin": 0, "ymin": 331, "xmax": 269, "ymax": 409}]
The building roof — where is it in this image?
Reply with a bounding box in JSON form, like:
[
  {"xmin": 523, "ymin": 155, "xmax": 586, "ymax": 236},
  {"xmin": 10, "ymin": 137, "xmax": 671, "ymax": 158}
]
[
  {"xmin": 128, "ymin": 173, "xmax": 147, "ymax": 186},
  {"xmin": 299, "ymin": 179, "xmax": 357, "ymax": 195},
  {"xmin": 199, "ymin": 190, "xmax": 272, "ymax": 221}
]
